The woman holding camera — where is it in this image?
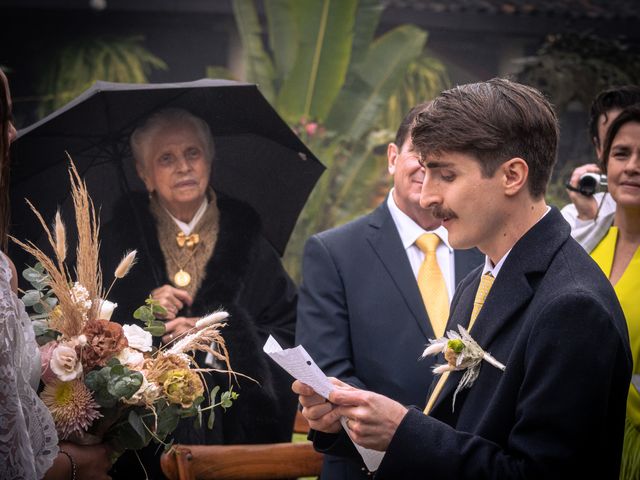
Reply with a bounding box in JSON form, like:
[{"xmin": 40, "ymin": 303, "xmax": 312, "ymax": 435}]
[{"xmin": 588, "ymin": 105, "xmax": 640, "ymax": 480}]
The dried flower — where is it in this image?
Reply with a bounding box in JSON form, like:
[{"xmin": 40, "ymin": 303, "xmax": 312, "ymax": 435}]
[
  {"xmin": 50, "ymin": 343, "xmax": 83, "ymax": 381},
  {"xmin": 145, "ymin": 353, "xmax": 191, "ymax": 384},
  {"xmin": 116, "ymin": 347, "xmax": 145, "ymax": 369},
  {"xmin": 54, "ymin": 210, "xmax": 67, "ymax": 264},
  {"xmin": 40, "ymin": 379, "xmax": 102, "ymax": 440},
  {"xmin": 97, "ymin": 300, "xmax": 118, "ymax": 320},
  {"xmin": 70, "ymin": 282, "xmax": 92, "ymax": 320},
  {"xmin": 122, "ymin": 324, "xmax": 152, "ymax": 352},
  {"xmin": 422, "ymin": 325, "xmax": 506, "ymax": 411},
  {"xmin": 162, "ymin": 369, "xmax": 204, "ymax": 408},
  {"xmin": 80, "ymin": 319, "xmax": 128, "ymax": 369},
  {"xmin": 40, "ymin": 341, "xmax": 59, "ymax": 384},
  {"xmin": 195, "ymin": 310, "xmax": 229, "ymax": 330},
  {"xmin": 122, "ymin": 375, "xmax": 160, "ymax": 406},
  {"xmin": 115, "ymin": 250, "xmax": 137, "ymax": 279}
]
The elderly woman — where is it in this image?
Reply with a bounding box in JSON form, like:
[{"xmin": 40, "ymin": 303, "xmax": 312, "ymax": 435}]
[
  {"xmin": 586, "ymin": 105, "xmax": 640, "ymax": 480},
  {"xmin": 102, "ymin": 108, "xmax": 297, "ymax": 478}
]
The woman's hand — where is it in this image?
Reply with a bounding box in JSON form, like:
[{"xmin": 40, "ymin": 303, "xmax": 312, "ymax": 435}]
[
  {"xmin": 150, "ymin": 284, "xmax": 193, "ymax": 320},
  {"xmin": 45, "ymin": 442, "xmax": 112, "ymax": 480},
  {"xmin": 162, "ymin": 316, "xmax": 198, "ymax": 344}
]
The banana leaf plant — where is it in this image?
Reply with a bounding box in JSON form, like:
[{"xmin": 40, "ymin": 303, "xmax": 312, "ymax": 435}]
[{"xmin": 227, "ymin": 0, "xmax": 448, "ymax": 281}]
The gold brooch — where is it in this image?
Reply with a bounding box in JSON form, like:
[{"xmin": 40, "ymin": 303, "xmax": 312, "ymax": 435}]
[{"xmin": 176, "ymin": 232, "xmax": 200, "ymax": 248}]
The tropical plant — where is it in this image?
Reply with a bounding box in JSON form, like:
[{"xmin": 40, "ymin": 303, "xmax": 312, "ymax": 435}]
[
  {"xmin": 37, "ymin": 35, "xmax": 167, "ymax": 117},
  {"xmin": 517, "ymin": 32, "xmax": 640, "ymax": 113},
  {"xmin": 227, "ymin": 0, "xmax": 448, "ymax": 281},
  {"xmin": 517, "ymin": 32, "xmax": 640, "ymax": 208}
]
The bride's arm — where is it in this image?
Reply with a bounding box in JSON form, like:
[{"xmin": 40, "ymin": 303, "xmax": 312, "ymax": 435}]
[{"xmin": 43, "ymin": 442, "xmax": 112, "ymax": 480}]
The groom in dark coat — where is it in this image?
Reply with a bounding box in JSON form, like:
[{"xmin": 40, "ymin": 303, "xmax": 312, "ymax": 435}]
[
  {"xmin": 295, "ymin": 78, "xmax": 632, "ymax": 479},
  {"xmin": 296, "ymin": 103, "xmax": 482, "ymax": 479}
]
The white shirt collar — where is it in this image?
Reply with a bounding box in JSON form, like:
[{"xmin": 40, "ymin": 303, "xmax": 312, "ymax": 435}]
[
  {"xmin": 386, "ymin": 189, "xmax": 452, "ymax": 251},
  {"xmin": 165, "ymin": 198, "xmax": 209, "ymax": 235},
  {"xmin": 482, "ymin": 205, "xmax": 551, "ymax": 278}
]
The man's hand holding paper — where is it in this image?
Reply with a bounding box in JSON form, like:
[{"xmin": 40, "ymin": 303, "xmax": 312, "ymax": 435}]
[
  {"xmin": 293, "ymin": 379, "xmax": 343, "ymax": 434},
  {"xmin": 294, "ymin": 378, "xmax": 409, "ymax": 452}
]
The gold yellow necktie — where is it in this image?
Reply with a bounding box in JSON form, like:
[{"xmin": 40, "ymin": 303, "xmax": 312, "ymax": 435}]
[
  {"xmin": 415, "ymin": 233, "xmax": 450, "ymax": 338},
  {"xmin": 423, "ymin": 272, "xmax": 495, "ymax": 414}
]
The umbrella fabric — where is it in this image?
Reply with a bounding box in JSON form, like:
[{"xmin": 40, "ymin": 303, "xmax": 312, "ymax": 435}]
[{"xmin": 10, "ymin": 79, "xmax": 324, "ymax": 258}]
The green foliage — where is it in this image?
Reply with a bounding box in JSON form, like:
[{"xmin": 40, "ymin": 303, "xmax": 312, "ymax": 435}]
[
  {"xmin": 84, "ymin": 358, "xmax": 144, "ymax": 408},
  {"xmin": 230, "ymin": 0, "xmax": 448, "ymax": 281},
  {"xmin": 21, "ymin": 263, "xmax": 59, "ymax": 343},
  {"xmin": 382, "ymin": 54, "xmax": 450, "ymax": 134},
  {"xmin": 517, "ymin": 32, "xmax": 640, "ymax": 113},
  {"xmin": 516, "ymin": 32, "xmax": 640, "ymax": 207},
  {"xmin": 37, "ymin": 35, "xmax": 167, "ymax": 117},
  {"xmin": 275, "ymin": 0, "xmax": 358, "ymax": 123},
  {"xmin": 133, "ymin": 296, "xmax": 167, "ymax": 336}
]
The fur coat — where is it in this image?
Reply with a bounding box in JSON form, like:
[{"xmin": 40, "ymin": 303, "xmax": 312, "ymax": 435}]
[{"xmin": 103, "ymin": 192, "xmax": 298, "ymax": 478}]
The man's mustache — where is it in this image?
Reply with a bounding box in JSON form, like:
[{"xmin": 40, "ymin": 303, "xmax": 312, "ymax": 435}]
[{"xmin": 430, "ymin": 205, "xmax": 457, "ymax": 220}]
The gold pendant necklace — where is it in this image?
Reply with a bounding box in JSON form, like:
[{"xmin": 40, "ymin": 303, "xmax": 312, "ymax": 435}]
[
  {"xmin": 174, "ymin": 269, "xmax": 192, "ymax": 287},
  {"xmin": 165, "ymin": 235, "xmax": 201, "ymax": 288}
]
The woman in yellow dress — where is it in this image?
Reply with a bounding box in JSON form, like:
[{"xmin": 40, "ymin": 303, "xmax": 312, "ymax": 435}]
[{"xmin": 589, "ymin": 105, "xmax": 640, "ymax": 479}]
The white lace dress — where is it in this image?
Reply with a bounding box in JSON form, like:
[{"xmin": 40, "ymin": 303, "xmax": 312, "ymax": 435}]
[{"xmin": 0, "ymin": 251, "xmax": 58, "ymax": 479}]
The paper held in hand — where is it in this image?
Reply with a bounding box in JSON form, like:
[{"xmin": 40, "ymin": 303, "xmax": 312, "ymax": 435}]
[{"xmin": 263, "ymin": 335, "xmax": 385, "ymax": 472}]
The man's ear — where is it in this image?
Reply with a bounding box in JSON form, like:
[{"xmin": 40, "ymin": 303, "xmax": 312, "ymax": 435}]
[
  {"xmin": 502, "ymin": 157, "xmax": 528, "ymax": 196},
  {"xmin": 387, "ymin": 143, "xmax": 399, "ymax": 175}
]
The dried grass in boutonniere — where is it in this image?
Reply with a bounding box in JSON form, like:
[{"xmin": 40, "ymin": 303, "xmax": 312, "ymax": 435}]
[
  {"xmin": 422, "ymin": 325, "xmax": 506, "ymax": 411},
  {"xmin": 13, "ymin": 158, "xmax": 238, "ymax": 456}
]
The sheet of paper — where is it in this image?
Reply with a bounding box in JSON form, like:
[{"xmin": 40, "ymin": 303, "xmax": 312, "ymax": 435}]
[{"xmin": 263, "ymin": 335, "xmax": 385, "ymax": 472}]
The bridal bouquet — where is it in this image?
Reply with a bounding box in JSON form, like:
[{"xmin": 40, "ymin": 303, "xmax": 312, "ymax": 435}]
[{"xmin": 14, "ymin": 162, "xmax": 236, "ymax": 455}]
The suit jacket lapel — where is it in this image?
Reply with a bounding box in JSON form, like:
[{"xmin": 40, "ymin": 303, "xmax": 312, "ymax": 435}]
[
  {"xmin": 366, "ymin": 202, "xmax": 434, "ymax": 339},
  {"xmin": 430, "ymin": 208, "xmax": 570, "ymax": 413}
]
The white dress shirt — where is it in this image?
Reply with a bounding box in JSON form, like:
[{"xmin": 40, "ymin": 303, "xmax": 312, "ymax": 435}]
[
  {"xmin": 387, "ymin": 190, "xmax": 456, "ymax": 301},
  {"xmin": 164, "ymin": 198, "xmax": 208, "ymax": 234}
]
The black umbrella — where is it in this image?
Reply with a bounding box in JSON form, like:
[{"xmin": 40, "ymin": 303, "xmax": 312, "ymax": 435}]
[{"xmin": 10, "ymin": 79, "xmax": 324, "ymax": 261}]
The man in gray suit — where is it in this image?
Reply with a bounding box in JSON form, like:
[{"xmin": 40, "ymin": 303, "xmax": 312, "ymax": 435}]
[{"xmin": 295, "ymin": 103, "xmax": 483, "ymax": 479}]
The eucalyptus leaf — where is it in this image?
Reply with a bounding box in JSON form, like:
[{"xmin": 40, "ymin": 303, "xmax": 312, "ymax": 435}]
[
  {"xmin": 32, "ymin": 302, "xmax": 46, "ymax": 314},
  {"xmin": 151, "ymin": 303, "xmax": 167, "ymax": 316},
  {"xmin": 145, "ymin": 325, "xmax": 166, "ymax": 336},
  {"xmin": 22, "ymin": 290, "xmax": 42, "ymax": 307},
  {"xmin": 43, "ymin": 296, "xmax": 58, "ymax": 309},
  {"xmin": 133, "ymin": 306, "xmax": 155, "ymax": 323},
  {"xmin": 207, "ymin": 408, "xmax": 216, "ymax": 430},
  {"xmin": 210, "ymin": 385, "xmax": 220, "ymax": 403},
  {"xmin": 156, "ymin": 404, "xmax": 181, "ymax": 439},
  {"xmin": 107, "ymin": 357, "xmax": 121, "ymax": 368},
  {"xmin": 127, "ymin": 410, "xmax": 147, "ymax": 441}
]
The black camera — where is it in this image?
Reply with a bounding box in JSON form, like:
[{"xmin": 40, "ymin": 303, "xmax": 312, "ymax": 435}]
[{"xmin": 566, "ymin": 173, "xmax": 607, "ymax": 196}]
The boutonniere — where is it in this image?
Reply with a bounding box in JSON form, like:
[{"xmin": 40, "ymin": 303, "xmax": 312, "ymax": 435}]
[{"xmin": 422, "ymin": 325, "xmax": 505, "ymax": 410}]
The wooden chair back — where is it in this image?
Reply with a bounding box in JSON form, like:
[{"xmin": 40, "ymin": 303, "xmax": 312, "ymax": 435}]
[{"xmin": 160, "ymin": 411, "xmax": 323, "ymax": 480}]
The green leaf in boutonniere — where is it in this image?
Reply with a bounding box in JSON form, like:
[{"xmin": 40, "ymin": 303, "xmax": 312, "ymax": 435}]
[{"xmin": 422, "ymin": 325, "xmax": 506, "ymax": 411}]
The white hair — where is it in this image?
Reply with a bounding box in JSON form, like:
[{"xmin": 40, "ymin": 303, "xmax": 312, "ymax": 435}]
[{"xmin": 130, "ymin": 108, "xmax": 215, "ymax": 170}]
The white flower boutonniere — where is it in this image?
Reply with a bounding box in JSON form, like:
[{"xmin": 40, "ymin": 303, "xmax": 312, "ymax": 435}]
[{"xmin": 422, "ymin": 325, "xmax": 506, "ymax": 410}]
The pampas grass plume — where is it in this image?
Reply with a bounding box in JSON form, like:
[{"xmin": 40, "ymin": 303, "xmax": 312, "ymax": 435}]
[
  {"xmin": 195, "ymin": 310, "xmax": 229, "ymax": 329},
  {"xmin": 115, "ymin": 250, "xmax": 137, "ymax": 279},
  {"xmin": 54, "ymin": 210, "xmax": 67, "ymax": 263}
]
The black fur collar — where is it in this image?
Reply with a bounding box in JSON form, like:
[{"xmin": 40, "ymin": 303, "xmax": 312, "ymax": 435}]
[{"xmin": 108, "ymin": 191, "xmax": 261, "ymax": 309}]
